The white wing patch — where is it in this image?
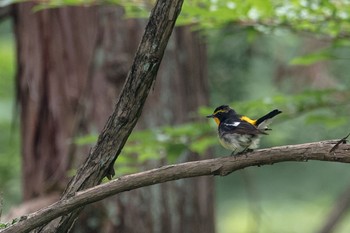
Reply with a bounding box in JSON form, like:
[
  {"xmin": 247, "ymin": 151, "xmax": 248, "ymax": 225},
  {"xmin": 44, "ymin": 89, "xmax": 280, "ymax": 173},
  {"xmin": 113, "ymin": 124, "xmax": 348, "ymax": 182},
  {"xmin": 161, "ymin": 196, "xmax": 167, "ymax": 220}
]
[
  {"xmin": 257, "ymin": 119, "xmax": 272, "ymax": 130},
  {"xmin": 224, "ymin": 122, "xmax": 240, "ymax": 127}
]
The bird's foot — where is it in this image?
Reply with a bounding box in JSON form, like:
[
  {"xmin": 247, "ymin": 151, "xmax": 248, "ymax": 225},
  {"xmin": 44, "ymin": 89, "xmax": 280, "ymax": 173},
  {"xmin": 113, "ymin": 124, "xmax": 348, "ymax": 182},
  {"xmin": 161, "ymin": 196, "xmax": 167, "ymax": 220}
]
[
  {"xmin": 230, "ymin": 150, "xmax": 237, "ymax": 156},
  {"xmin": 235, "ymin": 148, "xmax": 254, "ymax": 158}
]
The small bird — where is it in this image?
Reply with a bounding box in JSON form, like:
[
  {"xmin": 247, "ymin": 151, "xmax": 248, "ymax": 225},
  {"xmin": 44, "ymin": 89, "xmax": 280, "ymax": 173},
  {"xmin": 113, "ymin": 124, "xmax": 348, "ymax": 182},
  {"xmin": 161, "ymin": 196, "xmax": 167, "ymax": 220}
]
[{"xmin": 207, "ymin": 105, "xmax": 282, "ymax": 155}]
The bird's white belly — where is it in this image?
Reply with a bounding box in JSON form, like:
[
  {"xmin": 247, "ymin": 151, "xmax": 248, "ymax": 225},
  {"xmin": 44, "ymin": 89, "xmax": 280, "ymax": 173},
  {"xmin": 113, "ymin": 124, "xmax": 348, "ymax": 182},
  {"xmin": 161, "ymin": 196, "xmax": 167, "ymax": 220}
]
[{"xmin": 219, "ymin": 133, "xmax": 260, "ymax": 153}]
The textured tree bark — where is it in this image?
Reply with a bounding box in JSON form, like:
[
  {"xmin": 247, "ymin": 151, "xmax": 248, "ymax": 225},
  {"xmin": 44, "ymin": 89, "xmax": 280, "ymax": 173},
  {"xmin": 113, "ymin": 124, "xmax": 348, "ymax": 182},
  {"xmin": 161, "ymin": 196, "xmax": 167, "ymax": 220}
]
[
  {"xmin": 14, "ymin": 3, "xmax": 99, "ymax": 200},
  {"xmin": 3, "ymin": 140, "xmax": 350, "ymax": 233}
]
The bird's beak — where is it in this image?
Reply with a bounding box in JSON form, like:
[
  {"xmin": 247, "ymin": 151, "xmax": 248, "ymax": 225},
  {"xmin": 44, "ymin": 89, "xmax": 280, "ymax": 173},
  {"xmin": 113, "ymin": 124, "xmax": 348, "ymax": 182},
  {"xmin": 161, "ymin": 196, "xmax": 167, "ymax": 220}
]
[{"xmin": 206, "ymin": 114, "xmax": 214, "ymax": 118}]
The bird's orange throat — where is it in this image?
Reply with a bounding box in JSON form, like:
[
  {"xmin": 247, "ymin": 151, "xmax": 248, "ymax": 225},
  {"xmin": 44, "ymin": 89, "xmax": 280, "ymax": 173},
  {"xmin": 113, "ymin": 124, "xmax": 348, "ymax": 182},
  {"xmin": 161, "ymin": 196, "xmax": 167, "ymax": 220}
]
[{"xmin": 214, "ymin": 117, "xmax": 220, "ymax": 126}]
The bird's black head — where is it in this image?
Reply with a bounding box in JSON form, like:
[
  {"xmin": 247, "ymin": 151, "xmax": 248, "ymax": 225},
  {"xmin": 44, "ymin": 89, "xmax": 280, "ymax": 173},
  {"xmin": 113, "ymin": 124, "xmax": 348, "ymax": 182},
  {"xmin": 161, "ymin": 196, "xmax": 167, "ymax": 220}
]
[{"xmin": 206, "ymin": 105, "xmax": 236, "ymax": 125}]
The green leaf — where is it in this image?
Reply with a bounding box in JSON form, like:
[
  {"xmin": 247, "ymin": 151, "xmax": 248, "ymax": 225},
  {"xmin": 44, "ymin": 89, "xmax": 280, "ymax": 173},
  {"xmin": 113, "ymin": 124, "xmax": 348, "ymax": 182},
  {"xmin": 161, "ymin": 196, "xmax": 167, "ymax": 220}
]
[
  {"xmin": 166, "ymin": 143, "xmax": 187, "ymax": 163},
  {"xmin": 190, "ymin": 136, "xmax": 217, "ymax": 154},
  {"xmin": 114, "ymin": 165, "xmax": 139, "ymax": 176},
  {"xmin": 73, "ymin": 134, "xmax": 98, "ymax": 146},
  {"xmin": 289, "ymin": 49, "xmax": 332, "ymax": 65},
  {"xmin": 305, "ymin": 114, "xmax": 348, "ymax": 128}
]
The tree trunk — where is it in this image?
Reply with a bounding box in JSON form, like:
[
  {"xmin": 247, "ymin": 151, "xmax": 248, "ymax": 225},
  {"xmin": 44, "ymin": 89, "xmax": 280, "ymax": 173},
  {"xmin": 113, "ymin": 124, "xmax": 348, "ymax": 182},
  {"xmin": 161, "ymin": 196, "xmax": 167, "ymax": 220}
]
[
  {"xmin": 13, "ymin": 3, "xmax": 214, "ymax": 233},
  {"xmin": 14, "ymin": 3, "xmax": 99, "ymax": 200}
]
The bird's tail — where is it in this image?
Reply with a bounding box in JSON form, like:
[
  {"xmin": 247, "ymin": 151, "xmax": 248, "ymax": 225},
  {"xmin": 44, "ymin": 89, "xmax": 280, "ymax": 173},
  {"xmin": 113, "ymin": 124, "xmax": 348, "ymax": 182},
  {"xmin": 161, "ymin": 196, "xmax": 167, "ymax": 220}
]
[{"xmin": 256, "ymin": 109, "xmax": 282, "ymax": 130}]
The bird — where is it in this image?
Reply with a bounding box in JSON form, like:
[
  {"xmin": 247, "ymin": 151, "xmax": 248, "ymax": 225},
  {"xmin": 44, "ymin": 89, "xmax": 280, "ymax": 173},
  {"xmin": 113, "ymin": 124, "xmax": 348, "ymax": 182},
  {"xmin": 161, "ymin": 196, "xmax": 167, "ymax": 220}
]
[{"xmin": 207, "ymin": 105, "xmax": 282, "ymax": 155}]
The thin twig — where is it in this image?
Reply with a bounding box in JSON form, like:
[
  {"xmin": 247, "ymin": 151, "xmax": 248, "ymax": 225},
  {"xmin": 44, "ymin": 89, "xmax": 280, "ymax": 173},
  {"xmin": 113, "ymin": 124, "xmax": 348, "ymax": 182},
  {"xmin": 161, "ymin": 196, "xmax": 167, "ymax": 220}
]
[{"xmin": 329, "ymin": 133, "xmax": 350, "ymax": 153}]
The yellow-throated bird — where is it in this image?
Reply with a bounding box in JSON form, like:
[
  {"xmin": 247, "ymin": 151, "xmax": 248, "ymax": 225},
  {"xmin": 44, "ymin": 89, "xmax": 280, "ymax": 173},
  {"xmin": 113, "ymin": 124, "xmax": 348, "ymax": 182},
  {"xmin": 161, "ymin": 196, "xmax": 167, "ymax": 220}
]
[{"xmin": 207, "ymin": 105, "xmax": 282, "ymax": 155}]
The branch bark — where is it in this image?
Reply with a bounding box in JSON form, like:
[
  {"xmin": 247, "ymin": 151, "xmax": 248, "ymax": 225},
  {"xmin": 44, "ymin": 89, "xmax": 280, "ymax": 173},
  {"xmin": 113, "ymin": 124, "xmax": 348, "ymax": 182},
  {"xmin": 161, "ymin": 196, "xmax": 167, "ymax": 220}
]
[{"xmin": 3, "ymin": 140, "xmax": 350, "ymax": 233}]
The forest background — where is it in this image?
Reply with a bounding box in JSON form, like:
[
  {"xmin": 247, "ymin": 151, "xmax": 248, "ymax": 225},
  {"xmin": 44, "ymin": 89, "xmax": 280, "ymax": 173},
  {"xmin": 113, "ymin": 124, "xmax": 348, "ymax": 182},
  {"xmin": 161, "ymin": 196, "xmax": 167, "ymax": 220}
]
[{"xmin": 1, "ymin": 0, "xmax": 350, "ymax": 232}]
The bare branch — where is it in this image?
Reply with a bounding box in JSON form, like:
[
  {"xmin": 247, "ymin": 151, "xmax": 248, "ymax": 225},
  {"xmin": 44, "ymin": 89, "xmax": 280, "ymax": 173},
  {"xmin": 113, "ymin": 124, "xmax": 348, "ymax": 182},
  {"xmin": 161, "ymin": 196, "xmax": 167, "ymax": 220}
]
[{"xmin": 3, "ymin": 140, "xmax": 350, "ymax": 233}]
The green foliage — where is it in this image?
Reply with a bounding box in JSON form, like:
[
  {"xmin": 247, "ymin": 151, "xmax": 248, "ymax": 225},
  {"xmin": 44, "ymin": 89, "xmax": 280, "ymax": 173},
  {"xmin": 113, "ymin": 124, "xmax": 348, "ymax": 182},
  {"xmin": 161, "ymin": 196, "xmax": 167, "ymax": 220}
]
[
  {"xmin": 289, "ymin": 38, "xmax": 350, "ymax": 66},
  {"xmin": 74, "ymin": 133, "xmax": 99, "ymax": 146},
  {"xmin": 202, "ymin": 88, "xmax": 349, "ymax": 125},
  {"xmin": 187, "ymin": 0, "xmax": 350, "ymax": 37},
  {"xmin": 0, "ymin": 21, "xmax": 15, "ymax": 99},
  {"xmin": 73, "ymin": 88, "xmax": 350, "ymax": 177},
  {"xmin": 289, "ymin": 48, "xmax": 333, "ymax": 65},
  {"xmin": 4, "ymin": 0, "xmax": 350, "ymax": 38},
  {"xmin": 217, "ymin": 162, "xmax": 350, "ymax": 233},
  {"xmin": 179, "ymin": 0, "xmax": 275, "ymax": 28},
  {"xmin": 0, "ymin": 218, "xmax": 19, "ymax": 229},
  {"xmin": 0, "ymin": 20, "xmax": 21, "ymax": 214},
  {"xmin": 205, "ymin": 25, "xmax": 350, "ymax": 232},
  {"xmin": 74, "ymin": 122, "xmax": 216, "ymax": 175},
  {"xmin": 5, "ymin": 0, "xmax": 350, "ymax": 72}
]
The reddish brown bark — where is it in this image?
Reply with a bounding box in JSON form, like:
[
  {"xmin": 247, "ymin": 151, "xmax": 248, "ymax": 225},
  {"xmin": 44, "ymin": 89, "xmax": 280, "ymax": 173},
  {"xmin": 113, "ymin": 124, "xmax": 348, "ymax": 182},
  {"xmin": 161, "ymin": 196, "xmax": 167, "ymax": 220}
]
[{"xmin": 14, "ymin": 3, "xmax": 99, "ymax": 200}]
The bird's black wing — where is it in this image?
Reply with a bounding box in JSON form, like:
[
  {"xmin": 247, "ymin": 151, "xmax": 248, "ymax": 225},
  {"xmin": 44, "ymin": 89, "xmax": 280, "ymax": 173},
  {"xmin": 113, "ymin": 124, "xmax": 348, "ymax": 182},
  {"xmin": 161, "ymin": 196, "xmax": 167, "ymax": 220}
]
[{"xmin": 220, "ymin": 119, "xmax": 267, "ymax": 136}]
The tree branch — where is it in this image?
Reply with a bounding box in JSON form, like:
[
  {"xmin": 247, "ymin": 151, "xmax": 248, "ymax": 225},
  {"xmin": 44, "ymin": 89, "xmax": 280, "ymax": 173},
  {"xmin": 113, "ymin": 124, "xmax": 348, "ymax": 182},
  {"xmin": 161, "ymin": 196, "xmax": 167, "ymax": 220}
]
[
  {"xmin": 27, "ymin": 0, "xmax": 184, "ymax": 232},
  {"xmin": 3, "ymin": 140, "xmax": 350, "ymax": 233}
]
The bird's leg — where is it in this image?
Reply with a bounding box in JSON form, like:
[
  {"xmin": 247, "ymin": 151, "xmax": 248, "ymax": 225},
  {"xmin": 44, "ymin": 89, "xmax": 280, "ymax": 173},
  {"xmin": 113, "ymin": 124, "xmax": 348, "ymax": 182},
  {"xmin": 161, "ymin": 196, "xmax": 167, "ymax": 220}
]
[
  {"xmin": 232, "ymin": 147, "xmax": 253, "ymax": 157},
  {"xmin": 235, "ymin": 150, "xmax": 246, "ymax": 157},
  {"xmin": 230, "ymin": 149, "xmax": 237, "ymax": 156},
  {"xmin": 240, "ymin": 147, "xmax": 254, "ymax": 157}
]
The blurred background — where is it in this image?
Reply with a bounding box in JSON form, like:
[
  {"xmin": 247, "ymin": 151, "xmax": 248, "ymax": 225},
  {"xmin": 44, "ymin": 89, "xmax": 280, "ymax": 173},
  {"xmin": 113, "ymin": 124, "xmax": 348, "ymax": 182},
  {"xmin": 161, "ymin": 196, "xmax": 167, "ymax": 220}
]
[{"xmin": 1, "ymin": 1, "xmax": 350, "ymax": 233}]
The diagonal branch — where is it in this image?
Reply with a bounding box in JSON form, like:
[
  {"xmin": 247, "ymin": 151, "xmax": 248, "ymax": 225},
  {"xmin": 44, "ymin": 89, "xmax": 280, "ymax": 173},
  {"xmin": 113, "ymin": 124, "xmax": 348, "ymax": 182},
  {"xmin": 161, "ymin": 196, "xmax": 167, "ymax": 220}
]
[
  {"xmin": 29, "ymin": 0, "xmax": 185, "ymax": 232},
  {"xmin": 3, "ymin": 140, "xmax": 350, "ymax": 233}
]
